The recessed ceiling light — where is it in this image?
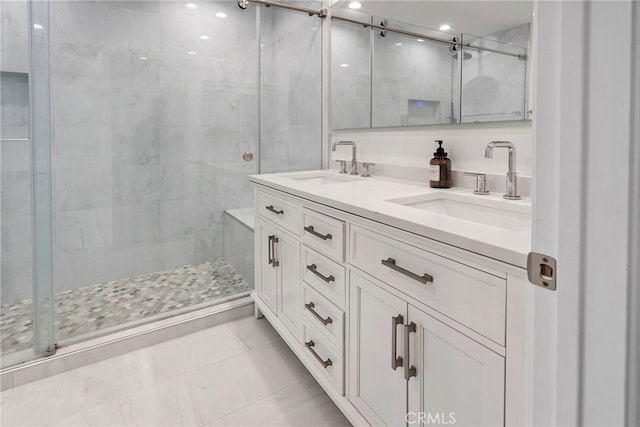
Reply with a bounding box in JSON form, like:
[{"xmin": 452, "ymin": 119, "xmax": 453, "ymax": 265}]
[
  {"xmin": 417, "ymin": 38, "xmax": 424, "ymax": 42},
  {"xmin": 185, "ymin": 3, "xmax": 197, "ymax": 9},
  {"xmin": 348, "ymin": 2, "xmax": 362, "ymax": 9},
  {"xmin": 200, "ymin": 35, "xmax": 209, "ymax": 40},
  {"xmin": 187, "ymin": 51, "xmax": 197, "ymax": 55},
  {"xmin": 33, "ymin": 24, "xmax": 44, "ymax": 30},
  {"xmin": 340, "ymin": 63, "xmax": 349, "ymax": 68},
  {"xmin": 139, "ymin": 56, "xmax": 148, "ymax": 60},
  {"xmin": 439, "ymin": 24, "xmax": 451, "ymax": 31},
  {"xmin": 216, "ymin": 12, "xmax": 227, "ymax": 18}
]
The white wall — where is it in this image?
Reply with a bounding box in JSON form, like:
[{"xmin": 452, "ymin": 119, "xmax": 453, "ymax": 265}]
[{"xmin": 330, "ymin": 120, "xmax": 532, "ymax": 193}]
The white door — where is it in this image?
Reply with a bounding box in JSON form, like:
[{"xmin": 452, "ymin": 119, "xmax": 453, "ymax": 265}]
[
  {"xmin": 532, "ymin": 2, "xmax": 638, "ymax": 424},
  {"xmin": 407, "ymin": 305, "xmax": 504, "ymax": 427},
  {"xmin": 255, "ymin": 218, "xmax": 278, "ymax": 315},
  {"xmin": 277, "ymin": 230, "xmax": 302, "ymax": 341},
  {"xmin": 349, "ymin": 272, "xmax": 408, "ymax": 427}
]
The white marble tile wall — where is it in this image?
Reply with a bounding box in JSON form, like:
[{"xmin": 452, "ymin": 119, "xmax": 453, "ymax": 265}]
[
  {"xmin": 0, "ymin": 0, "xmax": 29, "ymax": 74},
  {"xmin": 1, "ymin": 139, "xmax": 33, "ymax": 303},
  {"xmin": 48, "ymin": 0, "xmax": 260, "ymax": 296},
  {"xmin": 1, "ymin": 2, "xmax": 33, "ymax": 303}
]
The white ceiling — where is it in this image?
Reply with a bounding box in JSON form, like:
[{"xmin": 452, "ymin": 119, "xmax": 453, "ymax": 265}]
[{"xmin": 333, "ymin": 0, "xmax": 533, "ymax": 37}]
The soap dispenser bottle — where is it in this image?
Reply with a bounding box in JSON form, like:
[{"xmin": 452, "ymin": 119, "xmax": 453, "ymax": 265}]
[{"xmin": 429, "ymin": 140, "xmax": 452, "ymax": 188}]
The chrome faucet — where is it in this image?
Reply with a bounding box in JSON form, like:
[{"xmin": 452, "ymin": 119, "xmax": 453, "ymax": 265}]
[
  {"xmin": 484, "ymin": 141, "xmax": 521, "ymax": 200},
  {"xmin": 331, "ymin": 140, "xmax": 358, "ymax": 175}
]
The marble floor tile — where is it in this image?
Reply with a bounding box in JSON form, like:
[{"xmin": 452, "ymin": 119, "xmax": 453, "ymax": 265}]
[
  {"xmin": 226, "ymin": 316, "xmax": 283, "ymax": 351},
  {"xmin": 0, "ymin": 315, "xmax": 350, "ymax": 427},
  {"xmin": 205, "ymin": 381, "xmax": 350, "ymax": 427},
  {"xmin": 176, "ymin": 323, "xmax": 249, "ymax": 372},
  {"xmin": 51, "ymin": 376, "xmax": 197, "ymax": 427}
]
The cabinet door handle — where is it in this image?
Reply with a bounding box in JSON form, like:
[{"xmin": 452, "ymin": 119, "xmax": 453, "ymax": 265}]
[
  {"xmin": 305, "ymin": 302, "xmax": 333, "ymax": 325},
  {"xmin": 266, "ymin": 205, "xmax": 284, "ymax": 215},
  {"xmin": 304, "ymin": 225, "xmax": 332, "ymax": 241},
  {"xmin": 391, "ymin": 314, "xmax": 404, "ymax": 371},
  {"xmin": 381, "ymin": 258, "xmax": 433, "ymax": 284},
  {"xmin": 268, "ymin": 235, "xmax": 279, "ymax": 267},
  {"xmin": 306, "ymin": 264, "xmax": 335, "ymax": 283},
  {"xmin": 404, "ymin": 322, "xmax": 417, "ymax": 380},
  {"xmin": 305, "ymin": 340, "xmax": 333, "ymax": 368}
]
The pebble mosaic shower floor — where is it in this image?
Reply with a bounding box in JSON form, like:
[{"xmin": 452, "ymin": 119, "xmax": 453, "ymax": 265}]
[{"xmin": 0, "ymin": 259, "xmax": 252, "ymax": 355}]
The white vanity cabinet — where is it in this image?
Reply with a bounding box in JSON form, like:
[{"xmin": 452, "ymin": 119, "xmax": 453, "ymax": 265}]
[
  {"xmin": 254, "ymin": 195, "xmax": 303, "ymax": 341},
  {"xmin": 251, "ymin": 181, "xmax": 532, "ymax": 427},
  {"xmin": 349, "ymin": 272, "xmax": 504, "ymax": 427}
]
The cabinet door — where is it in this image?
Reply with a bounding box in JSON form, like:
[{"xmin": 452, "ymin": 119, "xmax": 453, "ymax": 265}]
[
  {"xmin": 349, "ymin": 272, "xmax": 408, "ymax": 426},
  {"xmin": 407, "ymin": 305, "xmax": 505, "ymax": 427},
  {"xmin": 277, "ymin": 231, "xmax": 302, "ymax": 341},
  {"xmin": 255, "ymin": 218, "xmax": 278, "ymax": 315}
]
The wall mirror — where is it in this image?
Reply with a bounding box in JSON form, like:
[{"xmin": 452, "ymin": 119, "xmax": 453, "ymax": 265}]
[{"xmin": 330, "ymin": 1, "xmax": 533, "ymax": 130}]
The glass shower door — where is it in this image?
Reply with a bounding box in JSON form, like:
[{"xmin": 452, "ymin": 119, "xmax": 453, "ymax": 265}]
[
  {"xmin": 45, "ymin": 0, "xmax": 259, "ymax": 346},
  {"xmin": 0, "ymin": 0, "xmax": 55, "ymax": 369},
  {"xmin": 258, "ymin": 2, "xmax": 322, "ymax": 174}
]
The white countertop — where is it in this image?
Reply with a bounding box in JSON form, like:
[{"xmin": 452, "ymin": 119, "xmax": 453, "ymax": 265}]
[{"xmin": 249, "ymin": 170, "xmax": 531, "ymax": 268}]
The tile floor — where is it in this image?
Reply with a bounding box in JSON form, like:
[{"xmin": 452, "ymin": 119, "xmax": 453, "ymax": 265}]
[
  {"xmin": 0, "ymin": 316, "xmax": 351, "ymax": 427},
  {"xmin": 1, "ymin": 259, "xmax": 252, "ymax": 355}
]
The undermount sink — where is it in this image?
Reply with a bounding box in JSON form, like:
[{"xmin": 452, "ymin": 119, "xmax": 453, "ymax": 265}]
[
  {"xmin": 386, "ymin": 192, "xmax": 531, "ymax": 231},
  {"xmin": 285, "ymin": 172, "xmax": 362, "ymax": 185}
]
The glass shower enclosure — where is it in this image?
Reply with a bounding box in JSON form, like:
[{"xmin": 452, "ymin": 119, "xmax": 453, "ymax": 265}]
[{"xmin": 0, "ymin": 0, "xmax": 321, "ymax": 369}]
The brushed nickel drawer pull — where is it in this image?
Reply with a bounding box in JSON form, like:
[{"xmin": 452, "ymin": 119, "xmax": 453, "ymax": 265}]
[
  {"xmin": 391, "ymin": 314, "xmax": 404, "ymax": 371},
  {"xmin": 305, "ymin": 302, "xmax": 333, "ymax": 325},
  {"xmin": 304, "ymin": 225, "xmax": 332, "ymax": 240},
  {"xmin": 265, "ymin": 205, "xmax": 284, "ymax": 215},
  {"xmin": 305, "ymin": 340, "xmax": 333, "ymax": 368},
  {"xmin": 306, "ymin": 264, "xmax": 335, "ymax": 283},
  {"xmin": 381, "ymin": 258, "xmax": 433, "ymax": 284},
  {"xmin": 404, "ymin": 322, "xmax": 417, "ymax": 380},
  {"xmin": 268, "ymin": 235, "xmax": 279, "ymax": 267}
]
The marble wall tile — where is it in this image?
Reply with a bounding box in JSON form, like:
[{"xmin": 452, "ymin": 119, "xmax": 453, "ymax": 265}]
[
  {"xmin": 54, "ymin": 126, "xmax": 112, "ymax": 170},
  {"xmin": 0, "ymin": 1, "xmax": 29, "ymax": 74},
  {"xmin": 55, "ymin": 208, "xmax": 113, "ymax": 253},
  {"xmin": 113, "ymin": 165, "xmax": 162, "ymax": 204},
  {"xmin": 52, "ymin": 42, "xmax": 110, "ymax": 86},
  {"xmin": 1, "ymin": 140, "xmax": 30, "ymax": 173},
  {"xmin": 0, "ymin": 73, "xmax": 29, "ymax": 139},
  {"xmin": 0, "ymin": 139, "xmax": 33, "ymax": 303},
  {"xmin": 53, "ymin": 83, "xmax": 110, "ymax": 127}
]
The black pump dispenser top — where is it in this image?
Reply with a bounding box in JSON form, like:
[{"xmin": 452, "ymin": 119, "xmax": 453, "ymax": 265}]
[{"xmin": 434, "ymin": 140, "xmax": 448, "ymax": 157}]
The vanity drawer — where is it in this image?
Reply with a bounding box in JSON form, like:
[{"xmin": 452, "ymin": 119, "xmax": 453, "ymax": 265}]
[
  {"xmin": 302, "ymin": 246, "xmax": 346, "ymax": 309},
  {"xmin": 302, "ymin": 209, "xmax": 345, "ymax": 261},
  {"xmin": 350, "ymin": 225, "xmax": 506, "ymax": 345},
  {"xmin": 303, "ymin": 284, "xmax": 344, "ymax": 351},
  {"xmin": 257, "ymin": 190, "xmax": 302, "ymax": 235},
  {"xmin": 302, "ymin": 322, "xmax": 344, "ymax": 395}
]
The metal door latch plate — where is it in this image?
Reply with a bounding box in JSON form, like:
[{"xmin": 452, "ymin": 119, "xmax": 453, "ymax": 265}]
[{"xmin": 527, "ymin": 252, "xmax": 557, "ymax": 291}]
